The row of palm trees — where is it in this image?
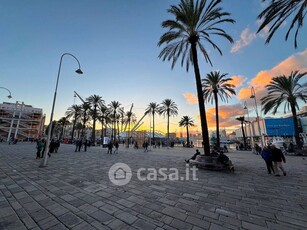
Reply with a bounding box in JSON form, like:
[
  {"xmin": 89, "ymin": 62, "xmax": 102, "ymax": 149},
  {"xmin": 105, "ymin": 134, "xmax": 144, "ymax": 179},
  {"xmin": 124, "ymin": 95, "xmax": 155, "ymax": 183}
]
[{"xmin": 158, "ymin": 0, "xmax": 306, "ymax": 155}]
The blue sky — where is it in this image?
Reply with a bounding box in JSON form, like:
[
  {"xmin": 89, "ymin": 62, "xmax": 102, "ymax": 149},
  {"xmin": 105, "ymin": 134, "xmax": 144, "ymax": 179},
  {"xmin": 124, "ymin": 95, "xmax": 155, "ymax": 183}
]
[{"xmin": 1, "ymin": 0, "xmax": 306, "ymax": 134}]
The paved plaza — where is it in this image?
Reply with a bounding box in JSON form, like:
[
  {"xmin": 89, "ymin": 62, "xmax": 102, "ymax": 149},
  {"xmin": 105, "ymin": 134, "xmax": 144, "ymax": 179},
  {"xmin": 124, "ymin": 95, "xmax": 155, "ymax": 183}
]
[{"xmin": 0, "ymin": 143, "xmax": 306, "ymax": 230}]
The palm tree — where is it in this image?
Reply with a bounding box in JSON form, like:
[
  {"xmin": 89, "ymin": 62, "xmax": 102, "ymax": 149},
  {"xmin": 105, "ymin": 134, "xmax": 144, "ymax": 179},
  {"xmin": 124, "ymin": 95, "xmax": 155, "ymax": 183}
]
[
  {"xmin": 145, "ymin": 102, "xmax": 160, "ymax": 145},
  {"xmin": 257, "ymin": 0, "xmax": 306, "ymax": 48},
  {"xmin": 57, "ymin": 116, "xmax": 70, "ymax": 140},
  {"xmin": 179, "ymin": 116, "xmax": 194, "ymax": 147},
  {"xmin": 261, "ymin": 71, "xmax": 307, "ymax": 148},
  {"xmin": 66, "ymin": 104, "xmax": 82, "ymax": 141},
  {"xmin": 80, "ymin": 102, "xmax": 91, "ymax": 139},
  {"xmin": 125, "ymin": 111, "xmax": 137, "ymax": 147},
  {"xmin": 159, "ymin": 99, "xmax": 178, "ymax": 147},
  {"xmin": 109, "ymin": 101, "xmax": 121, "ymax": 142},
  {"xmin": 202, "ymin": 71, "xmax": 236, "ymax": 149},
  {"xmin": 158, "ymin": 0, "xmax": 235, "ymax": 156},
  {"xmin": 87, "ymin": 95, "xmax": 104, "ymax": 145},
  {"xmin": 236, "ymin": 116, "xmax": 247, "ymax": 149},
  {"xmin": 75, "ymin": 122, "xmax": 83, "ymax": 139},
  {"xmin": 98, "ymin": 105, "xmax": 109, "ymax": 140}
]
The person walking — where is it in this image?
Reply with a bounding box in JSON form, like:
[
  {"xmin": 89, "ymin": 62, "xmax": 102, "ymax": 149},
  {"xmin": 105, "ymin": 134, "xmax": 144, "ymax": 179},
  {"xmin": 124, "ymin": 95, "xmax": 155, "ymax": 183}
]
[
  {"xmin": 261, "ymin": 146, "xmax": 275, "ymax": 174},
  {"xmin": 36, "ymin": 139, "xmax": 44, "ymax": 159},
  {"xmin": 54, "ymin": 139, "xmax": 60, "ymax": 153},
  {"xmin": 107, "ymin": 141, "xmax": 113, "ymax": 154},
  {"xmin": 83, "ymin": 139, "xmax": 88, "ymax": 152},
  {"xmin": 271, "ymin": 144, "xmax": 287, "ymax": 176},
  {"xmin": 114, "ymin": 141, "xmax": 119, "ymax": 154}
]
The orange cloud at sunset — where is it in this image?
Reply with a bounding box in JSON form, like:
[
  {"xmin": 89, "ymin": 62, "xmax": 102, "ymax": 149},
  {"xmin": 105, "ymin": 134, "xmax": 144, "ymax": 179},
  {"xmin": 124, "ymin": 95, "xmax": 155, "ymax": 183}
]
[
  {"xmin": 198, "ymin": 104, "xmax": 246, "ymax": 130},
  {"xmin": 229, "ymin": 75, "xmax": 246, "ymax": 88},
  {"xmin": 238, "ymin": 49, "xmax": 307, "ymax": 101},
  {"xmin": 183, "ymin": 93, "xmax": 198, "ymax": 105}
]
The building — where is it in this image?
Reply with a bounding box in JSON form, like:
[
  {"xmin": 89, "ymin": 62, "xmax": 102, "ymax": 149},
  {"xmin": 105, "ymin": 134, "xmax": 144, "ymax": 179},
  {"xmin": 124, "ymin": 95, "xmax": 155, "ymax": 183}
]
[{"xmin": 0, "ymin": 101, "xmax": 45, "ymax": 141}]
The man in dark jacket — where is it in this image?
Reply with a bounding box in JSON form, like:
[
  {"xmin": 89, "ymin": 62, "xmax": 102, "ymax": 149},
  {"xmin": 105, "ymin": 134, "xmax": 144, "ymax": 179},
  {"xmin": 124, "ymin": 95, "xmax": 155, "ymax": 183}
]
[{"xmin": 271, "ymin": 144, "xmax": 286, "ymax": 176}]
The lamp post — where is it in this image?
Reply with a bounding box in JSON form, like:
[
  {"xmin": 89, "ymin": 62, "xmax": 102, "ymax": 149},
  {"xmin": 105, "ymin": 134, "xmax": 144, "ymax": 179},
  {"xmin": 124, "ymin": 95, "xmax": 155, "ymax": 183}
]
[
  {"xmin": 0, "ymin": 87, "xmax": 12, "ymax": 99},
  {"xmin": 41, "ymin": 53, "xmax": 83, "ymax": 167},
  {"xmin": 250, "ymin": 87, "xmax": 264, "ymax": 148},
  {"xmin": 243, "ymin": 101, "xmax": 254, "ymax": 149}
]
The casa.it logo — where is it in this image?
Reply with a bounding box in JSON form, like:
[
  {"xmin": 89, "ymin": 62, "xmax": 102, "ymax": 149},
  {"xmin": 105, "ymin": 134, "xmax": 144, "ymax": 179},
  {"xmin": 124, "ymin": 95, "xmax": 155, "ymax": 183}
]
[{"xmin": 108, "ymin": 163, "xmax": 132, "ymax": 186}]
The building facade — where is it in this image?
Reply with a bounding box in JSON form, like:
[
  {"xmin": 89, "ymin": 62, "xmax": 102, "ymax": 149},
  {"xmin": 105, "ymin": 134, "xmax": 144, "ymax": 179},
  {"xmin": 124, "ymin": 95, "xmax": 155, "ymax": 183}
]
[{"xmin": 0, "ymin": 101, "xmax": 45, "ymax": 141}]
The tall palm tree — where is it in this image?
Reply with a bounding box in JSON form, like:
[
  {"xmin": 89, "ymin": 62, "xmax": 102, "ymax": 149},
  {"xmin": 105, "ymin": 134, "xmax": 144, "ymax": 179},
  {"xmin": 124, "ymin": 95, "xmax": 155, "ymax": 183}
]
[
  {"xmin": 66, "ymin": 104, "xmax": 82, "ymax": 141},
  {"xmin": 202, "ymin": 71, "xmax": 236, "ymax": 149},
  {"xmin": 158, "ymin": 0, "xmax": 235, "ymax": 156},
  {"xmin": 109, "ymin": 101, "xmax": 121, "ymax": 142},
  {"xmin": 125, "ymin": 111, "xmax": 137, "ymax": 147},
  {"xmin": 57, "ymin": 116, "xmax": 70, "ymax": 140},
  {"xmin": 236, "ymin": 116, "xmax": 247, "ymax": 149},
  {"xmin": 257, "ymin": 0, "xmax": 306, "ymax": 48},
  {"xmin": 159, "ymin": 99, "xmax": 178, "ymax": 147},
  {"xmin": 261, "ymin": 71, "xmax": 307, "ymax": 148},
  {"xmin": 81, "ymin": 102, "xmax": 91, "ymax": 139},
  {"xmin": 179, "ymin": 116, "xmax": 194, "ymax": 147},
  {"xmin": 145, "ymin": 102, "xmax": 160, "ymax": 145},
  {"xmin": 98, "ymin": 105, "xmax": 109, "ymax": 140},
  {"xmin": 87, "ymin": 95, "xmax": 104, "ymax": 145}
]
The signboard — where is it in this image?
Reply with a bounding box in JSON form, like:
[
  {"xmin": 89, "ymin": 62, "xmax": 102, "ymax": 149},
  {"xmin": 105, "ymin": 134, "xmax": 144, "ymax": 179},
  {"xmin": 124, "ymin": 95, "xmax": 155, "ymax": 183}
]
[{"xmin": 265, "ymin": 118, "xmax": 294, "ymax": 136}]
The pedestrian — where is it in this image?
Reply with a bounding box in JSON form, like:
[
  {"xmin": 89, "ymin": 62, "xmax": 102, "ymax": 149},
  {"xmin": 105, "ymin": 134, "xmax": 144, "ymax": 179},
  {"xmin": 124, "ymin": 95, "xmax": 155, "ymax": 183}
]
[
  {"xmin": 261, "ymin": 146, "xmax": 274, "ymax": 174},
  {"xmin": 83, "ymin": 139, "xmax": 87, "ymax": 152},
  {"xmin": 54, "ymin": 139, "xmax": 60, "ymax": 153},
  {"xmin": 41, "ymin": 139, "xmax": 47, "ymax": 158},
  {"xmin": 49, "ymin": 139, "xmax": 56, "ymax": 155},
  {"xmin": 77, "ymin": 139, "xmax": 82, "ymax": 152},
  {"xmin": 114, "ymin": 141, "xmax": 119, "ymax": 154},
  {"xmin": 75, "ymin": 139, "xmax": 79, "ymax": 152},
  {"xmin": 185, "ymin": 149, "xmax": 201, "ymax": 163},
  {"xmin": 36, "ymin": 139, "xmax": 44, "ymax": 158},
  {"xmin": 107, "ymin": 141, "xmax": 113, "ymax": 154},
  {"xmin": 271, "ymin": 144, "xmax": 287, "ymax": 176}
]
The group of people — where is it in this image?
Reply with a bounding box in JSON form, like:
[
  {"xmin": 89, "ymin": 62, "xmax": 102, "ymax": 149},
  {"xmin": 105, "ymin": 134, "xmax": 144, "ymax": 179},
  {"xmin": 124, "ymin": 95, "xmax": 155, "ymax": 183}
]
[
  {"xmin": 261, "ymin": 144, "xmax": 286, "ymax": 176},
  {"xmin": 107, "ymin": 141, "xmax": 119, "ymax": 154},
  {"xmin": 75, "ymin": 139, "xmax": 89, "ymax": 152},
  {"xmin": 36, "ymin": 138, "xmax": 60, "ymax": 158}
]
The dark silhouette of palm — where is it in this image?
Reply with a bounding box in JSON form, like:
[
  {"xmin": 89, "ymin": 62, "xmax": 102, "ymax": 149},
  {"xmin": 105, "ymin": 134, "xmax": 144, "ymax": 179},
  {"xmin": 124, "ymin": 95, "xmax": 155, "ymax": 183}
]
[
  {"xmin": 202, "ymin": 71, "xmax": 236, "ymax": 150},
  {"xmin": 109, "ymin": 101, "xmax": 121, "ymax": 142},
  {"xmin": 98, "ymin": 105, "xmax": 109, "ymax": 140},
  {"xmin": 158, "ymin": 0, "xmax": 235, "ymax": 155},
  {"xmin": 66, "ymin": 104, "xmax": 82, "ymax": 141},
  {"xmin": 236, "ymin": 116, "xmax": 247, "ymax": 149},
  {"xmin": 179, "ymin": 116, "xmax": 194, "ymax": 147},
  {"xmin": 145, "ymin": 102, "xmax": 160, "ymax": 145},
  {"xmin": 125, "ymin": 111, "xmax": 137, "ymax": 148},
  {"xmin": 257, "ymin": 0, "xmax": 306, "ymax": 48},
  {"xmin": 80, "ymin": 102, "xmax": 91, "ymax": 139},
  {"xmin": 261, "ymin": 71, "xmax": 307, "ymax": 148},
  {"xmin": 87, "ymin": 95, "xmax": 104, "ymax": 145},
  {"xmin": 159, "ymin": 99, "xmax": 178, "ymax": 147},
  {"xmin": 57, "ymin": 116, "xmax": 70, "ymax": 140}
]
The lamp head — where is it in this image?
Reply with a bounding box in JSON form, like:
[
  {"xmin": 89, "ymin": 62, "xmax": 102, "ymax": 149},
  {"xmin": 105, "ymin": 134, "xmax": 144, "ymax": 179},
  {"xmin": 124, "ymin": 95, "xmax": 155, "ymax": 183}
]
[
  {"xmin": 250, "ymin": 95, "xmax": 255, "ymax": 99},
  {"xmin": 243, "ymin": 106, "xmax": 247, "ymax": 109},
  {"xmin": 7, "ymin": 95, "xmax": 12, "ymax": 99},
  {"xmin": 75, "ymin": 69, "xmax": 83, "ymax": 74}
]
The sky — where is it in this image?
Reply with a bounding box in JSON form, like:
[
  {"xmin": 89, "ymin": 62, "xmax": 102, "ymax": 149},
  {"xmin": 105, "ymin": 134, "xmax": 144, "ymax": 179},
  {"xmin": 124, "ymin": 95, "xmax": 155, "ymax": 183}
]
[{"xmin": 1, "ymin": 0, "xmax": 306, "ymax": 136}]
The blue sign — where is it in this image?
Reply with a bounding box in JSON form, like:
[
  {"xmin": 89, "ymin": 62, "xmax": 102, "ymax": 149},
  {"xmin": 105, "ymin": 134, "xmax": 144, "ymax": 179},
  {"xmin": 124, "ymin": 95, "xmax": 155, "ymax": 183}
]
[{"xmin": 265, "ymin": 118, "xmax": 294, "ymax": 136}]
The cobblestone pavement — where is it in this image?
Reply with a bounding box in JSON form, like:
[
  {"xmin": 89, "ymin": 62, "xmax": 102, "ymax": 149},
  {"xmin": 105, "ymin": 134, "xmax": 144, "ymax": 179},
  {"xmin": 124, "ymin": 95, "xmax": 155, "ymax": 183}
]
[{"xmin": 0, "ymin": 143, "xmax": 306, "ymax": 230}]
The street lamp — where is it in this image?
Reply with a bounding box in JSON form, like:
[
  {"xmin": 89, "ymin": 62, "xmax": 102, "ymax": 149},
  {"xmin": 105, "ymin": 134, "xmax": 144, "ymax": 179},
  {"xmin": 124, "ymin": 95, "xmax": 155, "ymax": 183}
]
[
  {"xmin": 0, "ymin": 87, "xmax": 12, "ymax": 99},
  {"xmin": 41, "ymin": 53, "xmax": 83, "ymax": 167},
  {"xmin": 243, "ymin": 101, "xmax": 254, "ymax": 150},
  {"xmin": 250, "ymin": 86, "xmax": 264, "ymax": 148}
]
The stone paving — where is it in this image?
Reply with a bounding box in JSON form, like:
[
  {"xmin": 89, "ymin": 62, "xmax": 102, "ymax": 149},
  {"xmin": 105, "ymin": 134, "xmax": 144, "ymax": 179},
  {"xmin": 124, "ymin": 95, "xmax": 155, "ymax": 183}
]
[{"xmin": 0, "ymin": 142, "xmax": 306, "ymax": 230}]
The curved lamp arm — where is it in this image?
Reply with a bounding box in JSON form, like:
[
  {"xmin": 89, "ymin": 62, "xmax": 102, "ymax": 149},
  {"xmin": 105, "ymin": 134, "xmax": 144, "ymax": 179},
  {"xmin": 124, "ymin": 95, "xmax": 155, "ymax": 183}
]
[{"xmin": 0, "ymin": 87, "xmax": 12, "ymax": 98}]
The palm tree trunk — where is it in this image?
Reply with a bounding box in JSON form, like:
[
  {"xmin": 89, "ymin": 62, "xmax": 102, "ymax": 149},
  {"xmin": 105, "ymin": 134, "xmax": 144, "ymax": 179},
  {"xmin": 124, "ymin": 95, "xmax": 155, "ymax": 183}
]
[
  {"xmin": 241, "ymin": 121, "xmax": 247, "ymax": 148},
  {"xmin": 291, "ymin": 103, "xmax": 301, "ymax": 148},
  {"xmin": 167, "ymin": 111, "xmax": 170, "ymax": 147},
  {"xmin": 153, "ymin": 113, "xmax": 155, "ymax": 145},
  {"xmin": 190, "ymin": 42, "xmax": 211, "ymax": 156},
  {"xmin": 214, "ymin": 93, "xmax": 220, "ymax": 150},
  {"xmin": 186, "ymin": 126, "xmax": 189, "ymax": 147},
  {"xmin": 71, "ymin": 118, "xmax": 76, "ymax": 141}
]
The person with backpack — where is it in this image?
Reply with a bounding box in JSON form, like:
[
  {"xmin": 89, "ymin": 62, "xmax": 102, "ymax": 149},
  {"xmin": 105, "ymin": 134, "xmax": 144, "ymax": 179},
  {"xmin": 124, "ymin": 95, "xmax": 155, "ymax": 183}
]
[
  {"xmin": 271, "ymin": 144, "xmax": 286, "ymax": 176},
  {"xmin": 261, "ymin": 146, "xmax": 274, "ymax": 174}
]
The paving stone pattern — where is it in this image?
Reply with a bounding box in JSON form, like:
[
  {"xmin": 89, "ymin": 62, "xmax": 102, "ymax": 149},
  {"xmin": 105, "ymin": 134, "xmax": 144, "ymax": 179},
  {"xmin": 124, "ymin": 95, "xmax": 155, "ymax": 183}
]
[{"xmin": 0, "ymin": 143, "xmax": 306, "ymax": 229}]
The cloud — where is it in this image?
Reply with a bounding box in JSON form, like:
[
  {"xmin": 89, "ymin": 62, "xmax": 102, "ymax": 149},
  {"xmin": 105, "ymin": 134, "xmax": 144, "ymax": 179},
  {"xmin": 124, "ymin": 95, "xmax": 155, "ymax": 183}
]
[
  {"xmin": 197, "ymin": 104, "xmax": 246, "ymax": 129},
  {"xmin": 229, "ymin": 75, "xmax": 246, "ymax": 88},
  {"xmin": 238, "ymin": 49, "xmax": 307, "ymax": 101},
  {"xmin": 183, "ymin": 93, "xmax": 198, "ymax": 105},
  {"xmin": 231, "ymin": 28, "xmax": 256, "ymax": 53}
]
